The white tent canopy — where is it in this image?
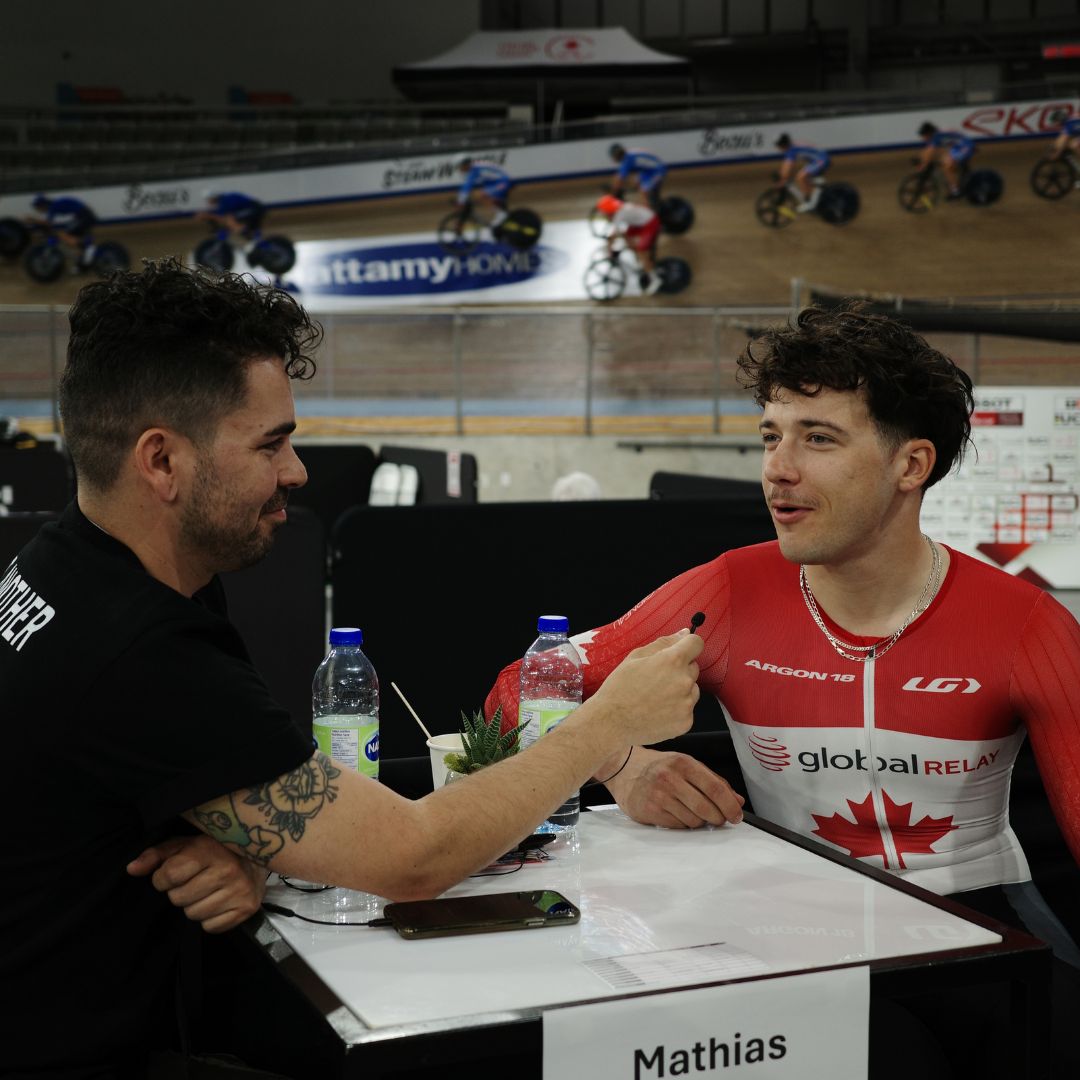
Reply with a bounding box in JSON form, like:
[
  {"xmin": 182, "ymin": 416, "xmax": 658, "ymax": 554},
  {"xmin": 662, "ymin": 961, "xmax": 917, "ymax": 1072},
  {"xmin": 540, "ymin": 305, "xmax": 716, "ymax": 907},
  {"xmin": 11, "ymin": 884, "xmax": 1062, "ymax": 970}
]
[{"xmin": 399, "ymin": 27, "xmax": 688, "ymax": 71}]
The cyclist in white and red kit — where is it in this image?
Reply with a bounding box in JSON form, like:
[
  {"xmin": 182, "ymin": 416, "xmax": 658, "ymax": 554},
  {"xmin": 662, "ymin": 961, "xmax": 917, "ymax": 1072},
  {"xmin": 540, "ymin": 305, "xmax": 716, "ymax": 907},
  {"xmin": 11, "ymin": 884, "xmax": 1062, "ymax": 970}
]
[{"xmin": 486, "ymin": 305, "xmax": 1080, "ymax": 1077}]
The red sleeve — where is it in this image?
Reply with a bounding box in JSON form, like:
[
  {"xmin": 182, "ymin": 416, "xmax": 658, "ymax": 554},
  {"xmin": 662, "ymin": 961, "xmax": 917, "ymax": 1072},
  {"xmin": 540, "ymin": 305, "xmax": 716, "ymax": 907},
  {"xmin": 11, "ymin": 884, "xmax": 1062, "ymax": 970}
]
[
  {"xmin": 484, "ymin": 554, "xmax": 732, "ymax": 734},
  {"xmin": 1011, "ymin": 593, "xmax": 1080, "ymax": 865}
]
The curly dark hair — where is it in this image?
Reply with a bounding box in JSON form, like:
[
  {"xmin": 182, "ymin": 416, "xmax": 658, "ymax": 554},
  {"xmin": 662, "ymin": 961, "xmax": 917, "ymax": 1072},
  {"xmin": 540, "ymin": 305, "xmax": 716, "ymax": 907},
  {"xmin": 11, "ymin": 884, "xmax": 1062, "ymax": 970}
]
[
  {"xmin": 60, "ymin": 258, "xmax": 320, "ymax": 491},
  {"xmin": 737, "ymin": 305, "xmax": 974, "ymax": 490}
]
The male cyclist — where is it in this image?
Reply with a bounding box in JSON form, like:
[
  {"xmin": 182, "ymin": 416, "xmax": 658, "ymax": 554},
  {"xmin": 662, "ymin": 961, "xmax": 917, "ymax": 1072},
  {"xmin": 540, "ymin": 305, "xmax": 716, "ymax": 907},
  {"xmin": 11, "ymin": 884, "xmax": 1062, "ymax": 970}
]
[
  {"xmin": 916, "ymin": 122, "xmax": 975, "ymax": 199},
  {"xmin": 594, "ymin": 193, "xmax": 663, "ymax": 295},
  {"xmin": 774, "ymin": 133, "xmax": 830, "ymax": 212},
  {"xmin": 196, "ymin": 191, "xmax": 266, "ymax": 241},
  {"xmin": 1049, "ymin": 109, "xmax": 1080, "ymax": 165},
  {"xmin": 608, "ymin": 144, "xmax": 667, "ymax": 211},
  {"xmin": 453, "ymin": 154, "xmax": 512, "ymax": 233},
  {"xmin": 29, "ymin": 194, "xmax": 98, "ymax": 271}
]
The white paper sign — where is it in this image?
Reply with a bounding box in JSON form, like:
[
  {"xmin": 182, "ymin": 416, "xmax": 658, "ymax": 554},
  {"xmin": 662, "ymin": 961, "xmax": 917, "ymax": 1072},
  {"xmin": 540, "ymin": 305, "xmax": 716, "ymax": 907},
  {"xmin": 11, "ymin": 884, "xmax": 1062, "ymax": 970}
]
[{"xmin": 542, "ymin": 966, "xmax": 869, "ymax": 1080}]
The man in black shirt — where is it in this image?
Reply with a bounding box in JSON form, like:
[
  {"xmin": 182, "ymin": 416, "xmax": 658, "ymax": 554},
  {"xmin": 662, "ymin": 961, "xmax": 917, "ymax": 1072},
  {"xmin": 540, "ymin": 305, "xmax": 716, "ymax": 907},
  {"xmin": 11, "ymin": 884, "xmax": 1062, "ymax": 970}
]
[{"xmin": 0, "ymin": 260, "xmax": 705, "ymax": 1077}]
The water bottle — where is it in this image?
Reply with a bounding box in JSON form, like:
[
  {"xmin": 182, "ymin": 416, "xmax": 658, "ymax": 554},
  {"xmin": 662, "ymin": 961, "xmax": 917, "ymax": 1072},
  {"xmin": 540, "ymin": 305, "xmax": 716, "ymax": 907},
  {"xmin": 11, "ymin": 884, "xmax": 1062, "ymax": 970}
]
[
  {"xmin": 312, "ymin": 627, "xmax": 379, "ymax": 780},
  {"xmin": 519, "ymin": 615, "xmax": 583, "ymax": 833}
]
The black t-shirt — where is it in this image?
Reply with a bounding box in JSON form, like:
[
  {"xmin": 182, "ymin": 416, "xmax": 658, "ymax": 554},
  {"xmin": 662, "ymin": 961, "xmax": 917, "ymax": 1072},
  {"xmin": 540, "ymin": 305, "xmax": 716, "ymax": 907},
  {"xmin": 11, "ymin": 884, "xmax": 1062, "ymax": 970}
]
[{"xmin": 0, "ymin": 502, "xmax": 311, "ymax": 1074}]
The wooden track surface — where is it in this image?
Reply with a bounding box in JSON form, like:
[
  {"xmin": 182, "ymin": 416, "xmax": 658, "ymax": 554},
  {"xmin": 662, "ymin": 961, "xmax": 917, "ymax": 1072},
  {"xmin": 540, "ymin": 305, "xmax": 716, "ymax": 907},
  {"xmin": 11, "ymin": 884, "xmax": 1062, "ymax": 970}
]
[{"xmin": 1, "ymin": 139, "xmax": 1078, "ymax": 309}]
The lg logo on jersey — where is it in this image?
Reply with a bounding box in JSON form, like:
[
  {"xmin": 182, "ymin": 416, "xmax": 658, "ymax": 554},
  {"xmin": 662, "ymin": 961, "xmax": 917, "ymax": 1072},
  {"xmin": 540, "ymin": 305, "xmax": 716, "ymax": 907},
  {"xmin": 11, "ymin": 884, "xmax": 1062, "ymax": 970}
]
[{"xmin": 902, "ymin": 677, "xmax": 982, "ymax": 694}]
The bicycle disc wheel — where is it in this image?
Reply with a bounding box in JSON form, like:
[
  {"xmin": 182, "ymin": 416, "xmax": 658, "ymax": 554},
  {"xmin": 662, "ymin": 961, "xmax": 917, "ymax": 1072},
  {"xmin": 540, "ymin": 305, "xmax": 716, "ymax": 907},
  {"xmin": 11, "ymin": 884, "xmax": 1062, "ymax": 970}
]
[
  {"xmin": 658, "ymin": 196, "xmax": 695, "ymax": 235},
  {"xmin": 656, "ymin": 256, "xmax": 692, "ymax": 294},
  {"xmin": 0, "ymin": 217, "xmax": 30, "ymax": 258},
  {"xmin": 755, "ymin": 189, "xmax": 797, "ymax": 228},
  {"xmin": 965, "ymin": 169, "xmax": 1004, "ymax": 207},
  {"xmin": 437, "ymin": 211, "xmax": 481, "ymax": 255},
  {"xmin": 818, "ymin": 183, "xmax": 860, "ymax": 225},
  {"xmin": 499, "ymin": 209, "xmax": 542, "ymax": 250},
  {"xmin": 583, "ymin": 255, "xmax": 627, "ymax": 302},
  {"xmin": 1030, "ymin": 157, "xmax": 1073, "ymax": 200},
  {"xmin": 252, "ymin": 235, "xmax": 296, "ymax": 275}
]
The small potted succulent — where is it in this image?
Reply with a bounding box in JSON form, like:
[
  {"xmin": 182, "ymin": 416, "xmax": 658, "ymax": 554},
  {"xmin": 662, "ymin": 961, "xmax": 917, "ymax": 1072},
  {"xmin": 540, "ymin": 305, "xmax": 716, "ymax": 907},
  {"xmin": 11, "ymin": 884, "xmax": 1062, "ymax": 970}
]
[{"xmin": 443, "ymin": 705, "xmax": 527, "ymax": 779}]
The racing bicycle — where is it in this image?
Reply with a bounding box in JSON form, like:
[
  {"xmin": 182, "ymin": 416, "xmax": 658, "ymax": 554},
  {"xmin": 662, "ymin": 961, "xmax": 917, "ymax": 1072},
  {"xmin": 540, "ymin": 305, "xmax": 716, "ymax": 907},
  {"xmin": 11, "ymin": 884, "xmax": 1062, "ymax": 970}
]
[
  {"xmin": 754, "ymin": 179, "xmax": 860, "ymax": 228},
  {"xmin": 0, "ymin": 219, "xmax": 130, "ymax": 283},
  {"xmin": 437, "ymin": 202, "xmax": 543, "ymax": 255},
  {"xmin": 583, "ymin": 239, "xmax": 691, "ymax": 302},
  {"xmin": 898, "ymin": 162, "xmax": 1004, "ymax": 213},
  {"xmin": 194, "ymin": 226, "xmax": 297, "ymax": 276}
]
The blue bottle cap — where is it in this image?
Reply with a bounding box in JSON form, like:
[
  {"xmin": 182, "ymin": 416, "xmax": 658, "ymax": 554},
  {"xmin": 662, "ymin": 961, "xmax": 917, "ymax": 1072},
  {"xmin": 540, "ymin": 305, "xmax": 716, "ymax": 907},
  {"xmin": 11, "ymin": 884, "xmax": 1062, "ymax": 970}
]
[
  {"xmin": 537, "ymin": 615, "xmax": 569, "ymax": 634},
  {"xmin": 329, "ymin": 627, "xmax": 363, "ymax": 646}
]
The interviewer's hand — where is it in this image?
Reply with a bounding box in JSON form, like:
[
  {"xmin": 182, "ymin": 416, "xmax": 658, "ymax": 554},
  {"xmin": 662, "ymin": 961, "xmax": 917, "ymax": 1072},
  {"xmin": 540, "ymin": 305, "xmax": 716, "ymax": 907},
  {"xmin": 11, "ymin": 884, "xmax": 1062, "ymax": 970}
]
[
  {"xmin": 127, "ymin": 834, "xmax": 266, "ymax": 933},
  {"xmin": 595, "ymin": 629, "xmax": 703, "ymax": 748},
  {"xmin": 606, "ymin": 747, "xmax": 744, "ymax": 830}
]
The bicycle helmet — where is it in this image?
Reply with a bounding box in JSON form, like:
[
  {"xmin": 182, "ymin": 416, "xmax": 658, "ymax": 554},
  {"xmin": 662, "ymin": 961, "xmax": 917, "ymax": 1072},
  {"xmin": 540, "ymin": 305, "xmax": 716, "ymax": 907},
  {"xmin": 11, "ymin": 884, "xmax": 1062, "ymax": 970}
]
[
  {"xmin": 608, "ymin": 142, "xmax": 626, "ymax": 162},
  {"xmin": 31, "ymin": 194, "xmax": 49, "ymax": 210},
  {"xmin": 596, "ymin": 194, "xmax": 622, "ymax": 217},
  {"xmin": 918, "ymin": 121, "xmax": 938, "ymax": 137},
  {"xmin": 1048, "ymin": 107, "xmax": 1072, "ymax": 128},
  {"xmin": 774, "ymin": 133, "xmax": 792, "ymax": 150},
  {"xmin": 451, "ymin": 153, "xmax": 472, "ymax": 170}
]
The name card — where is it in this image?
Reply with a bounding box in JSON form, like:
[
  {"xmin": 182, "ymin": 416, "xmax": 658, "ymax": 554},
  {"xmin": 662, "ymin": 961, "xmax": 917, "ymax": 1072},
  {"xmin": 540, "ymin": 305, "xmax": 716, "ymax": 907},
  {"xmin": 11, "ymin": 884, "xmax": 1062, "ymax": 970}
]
[{"xmin": 542, "ymin": 966, "xmax": 868, "ymax": 1080}]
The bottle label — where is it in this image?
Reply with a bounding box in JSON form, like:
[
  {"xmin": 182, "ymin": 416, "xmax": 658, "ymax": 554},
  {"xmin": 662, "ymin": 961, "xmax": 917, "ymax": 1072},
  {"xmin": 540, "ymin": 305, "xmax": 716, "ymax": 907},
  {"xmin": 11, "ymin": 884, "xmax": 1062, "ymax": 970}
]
[
  {"xmin": 518, "ymin": 700, "xmax": 579, "ymax": 748},
  {"xmin": 313, "ymin": 713, "xmax": 379, "ymax": 779}
]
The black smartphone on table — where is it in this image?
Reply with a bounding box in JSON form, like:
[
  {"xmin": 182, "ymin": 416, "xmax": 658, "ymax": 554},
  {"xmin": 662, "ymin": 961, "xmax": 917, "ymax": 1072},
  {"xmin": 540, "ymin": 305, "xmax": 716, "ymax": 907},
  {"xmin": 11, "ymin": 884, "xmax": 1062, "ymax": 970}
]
[{"xmin": 382, "ymin": 890, "xmax": 580, "ymax": 939}]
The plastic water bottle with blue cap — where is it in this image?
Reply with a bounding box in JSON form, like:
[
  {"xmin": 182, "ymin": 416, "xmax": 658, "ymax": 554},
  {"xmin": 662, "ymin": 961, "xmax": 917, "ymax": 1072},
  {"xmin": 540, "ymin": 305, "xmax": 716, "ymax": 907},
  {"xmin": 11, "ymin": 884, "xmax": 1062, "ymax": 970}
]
[
  {"xmin": 312, "ymin": 627, "xmax": 380, "ymax": 780},
  {"xmin": 519, "ymin": 615, "xmax": 583, "ymax": 834}
]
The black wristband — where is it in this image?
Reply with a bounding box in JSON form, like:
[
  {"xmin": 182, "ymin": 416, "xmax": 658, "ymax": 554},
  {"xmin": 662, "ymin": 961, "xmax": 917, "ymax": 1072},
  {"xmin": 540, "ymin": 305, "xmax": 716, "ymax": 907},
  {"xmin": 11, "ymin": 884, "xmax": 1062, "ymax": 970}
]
[{"xmin": 596, "ymin": 746, "xmax": 634, "ymax": 786}]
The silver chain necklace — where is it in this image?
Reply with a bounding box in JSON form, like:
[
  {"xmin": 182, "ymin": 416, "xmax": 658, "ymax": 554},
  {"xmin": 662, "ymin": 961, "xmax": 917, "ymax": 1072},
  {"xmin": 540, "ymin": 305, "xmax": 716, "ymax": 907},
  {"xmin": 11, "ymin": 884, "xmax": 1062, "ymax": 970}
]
[{"xmin": 799, "ymin": 535, "xmax": 941, "ymax": 663}]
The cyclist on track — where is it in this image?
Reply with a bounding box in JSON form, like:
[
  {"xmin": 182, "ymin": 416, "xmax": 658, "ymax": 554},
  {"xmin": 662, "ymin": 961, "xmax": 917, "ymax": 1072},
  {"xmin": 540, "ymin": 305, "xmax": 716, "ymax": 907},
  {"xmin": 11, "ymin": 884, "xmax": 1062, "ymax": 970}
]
[
  {"xmin": 916, "ymin": 122, "xmax": 975, "ymax": 199},
  {"xmin": 608, "ymin": 143, "xmax": 667, "ymax": 211},
  {"xmin": 1049, "ymin": 108, "xmax": 1080, "ymax": 163},
  {"xmin": 196, "ymin": 191, "xmax": 267, "ymax": 242},
  {"xmin": 594, "ymin": 193, "xmax": 663, "ymax": 295},
  {"xmin": 452, "ymin": 153, "xmax": 512, "ymax": 233},
  {"xmin": 774, "ymin": 133, "xmax": 831, "ymax": 213},
  {"xmin": 29, "ymin": 194, "xmax": 99, "ymax": 271}
]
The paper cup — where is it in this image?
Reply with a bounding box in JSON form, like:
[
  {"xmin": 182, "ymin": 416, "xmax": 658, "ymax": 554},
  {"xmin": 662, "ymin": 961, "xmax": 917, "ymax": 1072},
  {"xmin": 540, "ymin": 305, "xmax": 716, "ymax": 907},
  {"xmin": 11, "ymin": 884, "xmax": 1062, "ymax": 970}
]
[{"xmin": 426, "ymin": 732, "xmax": 464, "ymax": 790}]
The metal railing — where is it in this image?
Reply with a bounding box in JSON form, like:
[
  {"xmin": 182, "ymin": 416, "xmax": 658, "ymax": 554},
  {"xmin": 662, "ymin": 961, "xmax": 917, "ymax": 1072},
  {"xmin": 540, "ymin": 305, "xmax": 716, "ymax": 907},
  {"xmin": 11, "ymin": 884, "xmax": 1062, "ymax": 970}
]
[{"xmin": 4, "ymin": 301, "xmax": 1079, "ymax": 438}]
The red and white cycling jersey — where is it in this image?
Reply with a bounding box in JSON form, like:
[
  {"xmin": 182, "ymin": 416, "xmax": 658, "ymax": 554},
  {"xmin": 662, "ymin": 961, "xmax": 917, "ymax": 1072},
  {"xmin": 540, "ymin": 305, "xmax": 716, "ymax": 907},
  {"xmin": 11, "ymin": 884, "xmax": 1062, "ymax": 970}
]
[{"xmin": 486, "ymin": 542, "xmax": 1080, "ymax": 895}]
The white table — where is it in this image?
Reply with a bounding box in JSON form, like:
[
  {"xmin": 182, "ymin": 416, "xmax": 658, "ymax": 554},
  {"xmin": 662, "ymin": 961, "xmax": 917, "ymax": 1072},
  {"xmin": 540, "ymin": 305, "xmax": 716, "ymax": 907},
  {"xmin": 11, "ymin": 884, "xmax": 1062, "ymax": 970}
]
[{"xmin": 239, "ymin": 808, "xmax": 1050, "ymax": 1078}]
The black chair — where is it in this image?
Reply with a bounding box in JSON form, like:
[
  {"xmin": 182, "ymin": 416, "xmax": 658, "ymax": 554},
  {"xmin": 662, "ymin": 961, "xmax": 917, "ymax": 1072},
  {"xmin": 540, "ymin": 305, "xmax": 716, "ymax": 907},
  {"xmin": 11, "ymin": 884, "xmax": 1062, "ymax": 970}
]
[
  {"xmin": 0, "ymin": 444, "xmax": 75, "ymax": 512},
  {"xmin": 289, "ymin": 444, "xmax": 377, "ymax": 555},
  {"xmin": 0, "ymin": 511, "xmax": 60, "ymax": 569},
  {"xmin": 378, "ymin": 445, "xmax": 478, "ymax": 504},
  {"xmin": 220, "ymin": 505, "xmax": 326, "ymax": 738},
  {"xmin": 329, "ymin": 497, "xmax": 775, "ymax": 759},
  {"xmin": 649, "ymin": 471, "xmax": 761, "ymax": 501}
]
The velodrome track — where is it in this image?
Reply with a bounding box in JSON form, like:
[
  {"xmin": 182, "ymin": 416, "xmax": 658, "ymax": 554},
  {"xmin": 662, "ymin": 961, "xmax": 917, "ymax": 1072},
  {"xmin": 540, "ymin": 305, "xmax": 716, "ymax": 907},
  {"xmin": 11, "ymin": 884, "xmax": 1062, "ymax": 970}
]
[
  {"xmin": 2, "ymin": 139, "xmax": 1078, "ymax": 307},
  {"xmin": 2, "ymin": 139, "xmax": 1079, "ymax": 439}
]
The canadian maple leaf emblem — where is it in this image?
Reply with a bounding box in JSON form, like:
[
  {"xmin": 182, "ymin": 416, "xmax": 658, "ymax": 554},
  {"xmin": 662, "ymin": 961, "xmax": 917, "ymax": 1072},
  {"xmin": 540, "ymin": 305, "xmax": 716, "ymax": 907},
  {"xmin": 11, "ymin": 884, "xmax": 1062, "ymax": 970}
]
[{"xmin": 811, "ymin": 790, "xmax": 956, "ymax": 869}]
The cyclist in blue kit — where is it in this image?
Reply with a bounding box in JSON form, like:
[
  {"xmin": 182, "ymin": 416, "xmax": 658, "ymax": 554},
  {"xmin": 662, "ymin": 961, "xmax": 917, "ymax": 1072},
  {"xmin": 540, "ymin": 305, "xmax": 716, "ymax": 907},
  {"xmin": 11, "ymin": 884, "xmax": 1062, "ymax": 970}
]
[
  {"xmin": 29, "ymin": 193, "xmax": 99, "ymax": 269},
  {"xmin": 453, "ymin": 153, "xmax": 512, "ymax": 232},
  {"xmin": 608, "ymin": 143, "xmax": 667, "ymax": 210},
  {"xmin": 916, "ymin": 122, "xmax": 975, "ymax": 199},
  {"xmin": 1050, "ymin": 111, "xmax": 1080, "ymax": 160},
  {"xmin": 774, "ymin": 134, "xmax": 831, "ymax": 212},
  {"xmin": 197, "ymin": 190, "xmax": 266, "ymax": 241}
]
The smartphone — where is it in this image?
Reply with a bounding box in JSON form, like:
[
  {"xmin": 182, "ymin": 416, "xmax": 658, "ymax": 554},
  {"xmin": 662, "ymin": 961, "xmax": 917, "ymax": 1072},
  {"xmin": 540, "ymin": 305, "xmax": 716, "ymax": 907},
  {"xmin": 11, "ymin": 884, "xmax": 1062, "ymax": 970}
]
[{"xmin": 382, "ymin": 890, "xmax": 580, "ymax": 940}]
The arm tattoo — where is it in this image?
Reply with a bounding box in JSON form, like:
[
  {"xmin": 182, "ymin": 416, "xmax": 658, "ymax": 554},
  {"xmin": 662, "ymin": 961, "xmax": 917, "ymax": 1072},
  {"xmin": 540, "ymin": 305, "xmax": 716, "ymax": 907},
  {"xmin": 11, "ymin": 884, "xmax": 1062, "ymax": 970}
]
[{"xmin": 193, "ymin": 752, "xmax": 342, "ymax": 866}]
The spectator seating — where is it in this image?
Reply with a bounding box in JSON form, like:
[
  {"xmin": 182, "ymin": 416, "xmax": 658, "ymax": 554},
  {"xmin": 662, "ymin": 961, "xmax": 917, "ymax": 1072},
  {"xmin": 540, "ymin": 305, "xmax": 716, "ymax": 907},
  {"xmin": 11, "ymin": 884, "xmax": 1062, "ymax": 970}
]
[
  {"xmin": 377, "ymin": 445, "xmax": 478, "ymax": 504},
  {"xmin": 649, "ymin": 471, "xmax": 761, "ymax": 501},
  {"xmin": 0, "ymin": 444, "xmax": 75, "ymax": 513},
  {"xmin": 289, "ymin": 444, "xmax": 377, "ymax": 555}
]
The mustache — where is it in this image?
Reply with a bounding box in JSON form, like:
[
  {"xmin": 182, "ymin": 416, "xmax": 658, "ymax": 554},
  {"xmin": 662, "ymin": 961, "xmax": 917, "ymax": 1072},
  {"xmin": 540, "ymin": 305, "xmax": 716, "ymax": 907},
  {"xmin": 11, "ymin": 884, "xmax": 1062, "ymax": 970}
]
[{"xmin": 261, "ymin": 491, "xmax": 289, "ymax": 514}]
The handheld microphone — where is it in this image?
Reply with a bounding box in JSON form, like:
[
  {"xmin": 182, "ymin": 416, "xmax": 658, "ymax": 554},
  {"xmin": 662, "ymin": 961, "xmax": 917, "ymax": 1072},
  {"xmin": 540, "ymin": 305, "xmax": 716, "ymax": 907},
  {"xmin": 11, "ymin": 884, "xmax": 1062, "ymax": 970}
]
[{"xmin": 688, "ymin": 611, "xmax": 706, "ymax": 634}]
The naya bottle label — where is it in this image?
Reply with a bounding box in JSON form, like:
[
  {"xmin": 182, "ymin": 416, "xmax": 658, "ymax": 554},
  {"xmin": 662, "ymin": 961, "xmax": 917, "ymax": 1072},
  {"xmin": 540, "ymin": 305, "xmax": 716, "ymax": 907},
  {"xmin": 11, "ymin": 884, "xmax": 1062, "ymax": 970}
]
[
  {"xmin": 313, "ymin": 713, "xmax": 379, "ymax": 779},
  {"xmin": 518, "ymin": 700, "xmax": 580, "ymax": 748}
]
